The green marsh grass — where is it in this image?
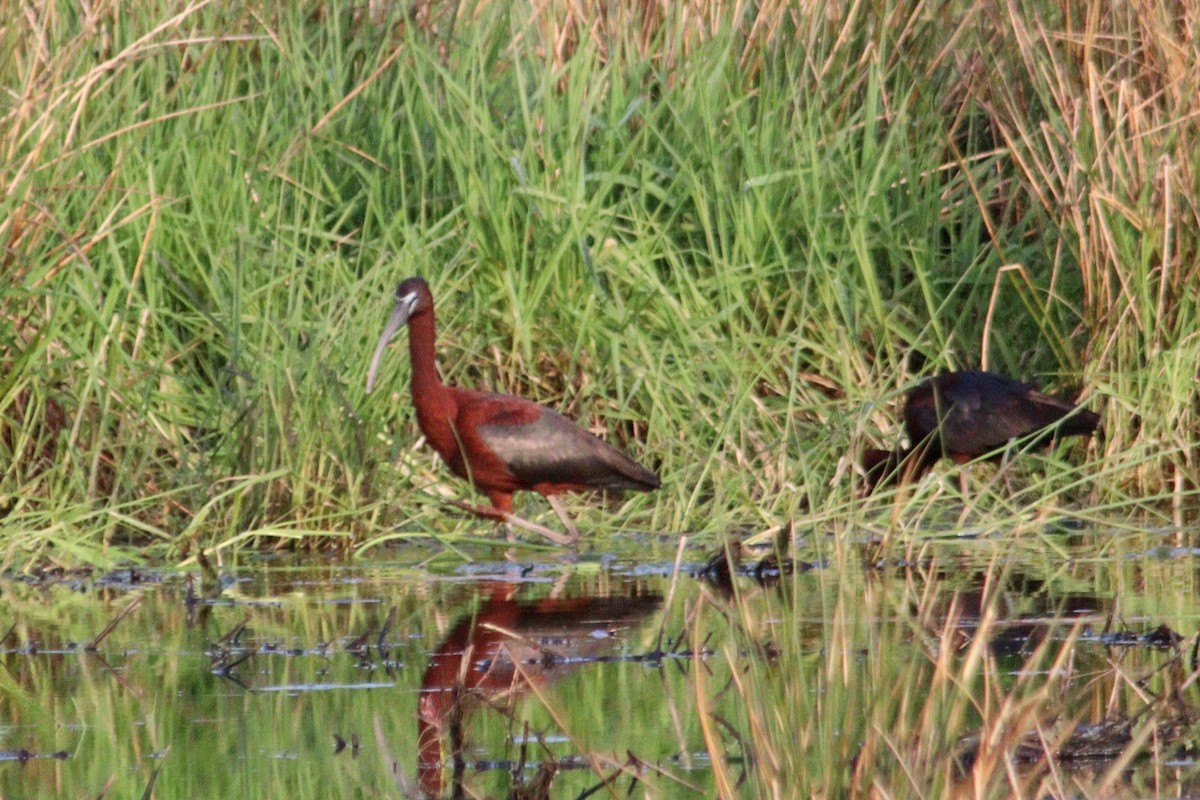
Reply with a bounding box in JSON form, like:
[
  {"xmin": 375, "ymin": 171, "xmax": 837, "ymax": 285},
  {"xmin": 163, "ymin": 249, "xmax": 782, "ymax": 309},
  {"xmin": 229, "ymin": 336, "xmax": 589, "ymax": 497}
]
[
  {"xmin": 4, "ymin": 4, "xmax": 1200, "ymax": 794},
  {"xmin": 7, "ymin": 0, "xmax": 1187, "ymax": 559}
]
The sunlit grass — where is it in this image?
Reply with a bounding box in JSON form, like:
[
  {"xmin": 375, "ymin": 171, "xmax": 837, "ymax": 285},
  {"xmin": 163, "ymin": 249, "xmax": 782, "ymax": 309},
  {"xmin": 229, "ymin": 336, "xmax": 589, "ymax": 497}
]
[
  {"xmin": 3, "ymin": 6, "xmax": 1200, "ymax": 797},
  {"xmin": 7, "ymin": 0, "xmax": 1179, "ymax": 560}
]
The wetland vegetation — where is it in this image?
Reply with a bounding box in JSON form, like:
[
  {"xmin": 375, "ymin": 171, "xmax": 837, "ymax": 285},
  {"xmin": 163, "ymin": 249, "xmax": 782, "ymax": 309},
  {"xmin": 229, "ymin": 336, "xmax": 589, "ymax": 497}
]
[{"xmin": 3, "ymin": 0, "xmax": 1200, "ymax": 797}]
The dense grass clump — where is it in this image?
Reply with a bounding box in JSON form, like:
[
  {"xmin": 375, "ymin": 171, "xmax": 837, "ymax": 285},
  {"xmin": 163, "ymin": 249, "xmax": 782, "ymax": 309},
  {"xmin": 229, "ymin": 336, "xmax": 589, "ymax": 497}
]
[{"xmin": 1, "ymin": 0, "xmax": 1197, "ymax": 562}]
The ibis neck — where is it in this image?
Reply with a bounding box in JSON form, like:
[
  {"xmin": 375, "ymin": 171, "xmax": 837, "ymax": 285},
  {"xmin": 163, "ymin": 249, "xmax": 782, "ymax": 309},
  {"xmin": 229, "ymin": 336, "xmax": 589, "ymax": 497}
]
[{"xmin": 406, "ymin": 310, "xmax": 446, "ymax": 404}]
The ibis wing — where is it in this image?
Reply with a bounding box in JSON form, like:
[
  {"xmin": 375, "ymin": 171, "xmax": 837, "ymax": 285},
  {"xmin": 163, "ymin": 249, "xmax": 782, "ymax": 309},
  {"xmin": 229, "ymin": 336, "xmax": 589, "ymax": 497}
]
[
  {"xmin": 476, "ymin": 405, "xmax": 659, "ymax": 492},
  {"xmin": 1021, "ymin": 388, "xmax": 1100, "ymax": 438}
]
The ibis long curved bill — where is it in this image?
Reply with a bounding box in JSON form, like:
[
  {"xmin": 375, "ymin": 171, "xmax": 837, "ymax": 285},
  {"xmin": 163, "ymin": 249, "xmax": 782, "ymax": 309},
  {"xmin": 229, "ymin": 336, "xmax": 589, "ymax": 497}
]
[{"xmin": 366, "ymin": 288, "xmax": 420, "ymax": 393}]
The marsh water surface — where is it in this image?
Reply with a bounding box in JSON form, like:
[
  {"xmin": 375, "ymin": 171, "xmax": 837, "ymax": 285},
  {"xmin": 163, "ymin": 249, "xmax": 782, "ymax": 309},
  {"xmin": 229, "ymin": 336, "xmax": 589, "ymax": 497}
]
[{"xmin": 4, "ymin": 528, "xmax": 1200, "ymax": 798}]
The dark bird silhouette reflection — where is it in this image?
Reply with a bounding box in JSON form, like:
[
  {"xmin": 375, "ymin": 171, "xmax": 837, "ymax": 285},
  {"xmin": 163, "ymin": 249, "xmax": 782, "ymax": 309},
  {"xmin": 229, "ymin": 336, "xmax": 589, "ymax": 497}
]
[{"xmin": 417, "ymin": 585, "xmax": 661, "ymax": 797}]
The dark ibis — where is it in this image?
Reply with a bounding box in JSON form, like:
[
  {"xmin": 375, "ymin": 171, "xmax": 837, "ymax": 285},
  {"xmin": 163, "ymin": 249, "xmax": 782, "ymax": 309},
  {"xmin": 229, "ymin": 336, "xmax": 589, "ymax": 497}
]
[
  {"xmin": 861, "ymin": 370, "xmax": 1100, "ymax": 494},
  {"xmin": 366, "ymin": 277, "xmax": 660, "ymax": 544}
]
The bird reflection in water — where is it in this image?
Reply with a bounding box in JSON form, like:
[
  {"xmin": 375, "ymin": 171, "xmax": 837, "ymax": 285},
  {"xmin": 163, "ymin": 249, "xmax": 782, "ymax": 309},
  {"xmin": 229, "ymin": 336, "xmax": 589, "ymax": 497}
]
[{"xmin": 417, "ymin": 585, "xmax": 661, "ymax": 797}]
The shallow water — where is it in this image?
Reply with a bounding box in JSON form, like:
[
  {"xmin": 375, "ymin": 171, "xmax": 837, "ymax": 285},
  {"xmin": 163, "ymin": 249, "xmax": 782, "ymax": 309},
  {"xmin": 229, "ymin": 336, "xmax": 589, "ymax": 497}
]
[
  {"xmin": 3, "ymin": 530, "xmax": 1200, "ymax": 798},
  {"xmin": 3, "ymin": 544, "xmax": 717, "ymax": 799}
]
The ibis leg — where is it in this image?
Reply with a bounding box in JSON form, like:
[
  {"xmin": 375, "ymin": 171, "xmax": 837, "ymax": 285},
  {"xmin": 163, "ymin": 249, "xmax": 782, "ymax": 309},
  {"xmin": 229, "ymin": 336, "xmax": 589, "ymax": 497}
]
[
  {"xmin": 545, "ymin": 495, "xmax": 580, "ymax": 543},
  {"xmin": 502, "ymin": 511, "xmax": 576, "ymax": 546},
  {"xmin": 443, "ymin": 499, "xmax": 576, "ymax": 546}
]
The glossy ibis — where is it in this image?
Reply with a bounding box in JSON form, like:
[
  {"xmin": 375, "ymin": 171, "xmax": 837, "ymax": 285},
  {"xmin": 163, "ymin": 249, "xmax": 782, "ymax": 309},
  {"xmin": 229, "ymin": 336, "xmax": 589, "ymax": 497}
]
[
  {"xmin": 366, "ymin": 277, "xmax": 659, "ymax": 544},
  {"xmin": 861, "ymin": 370, "xmax": 1100, "ymax": 493}
]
